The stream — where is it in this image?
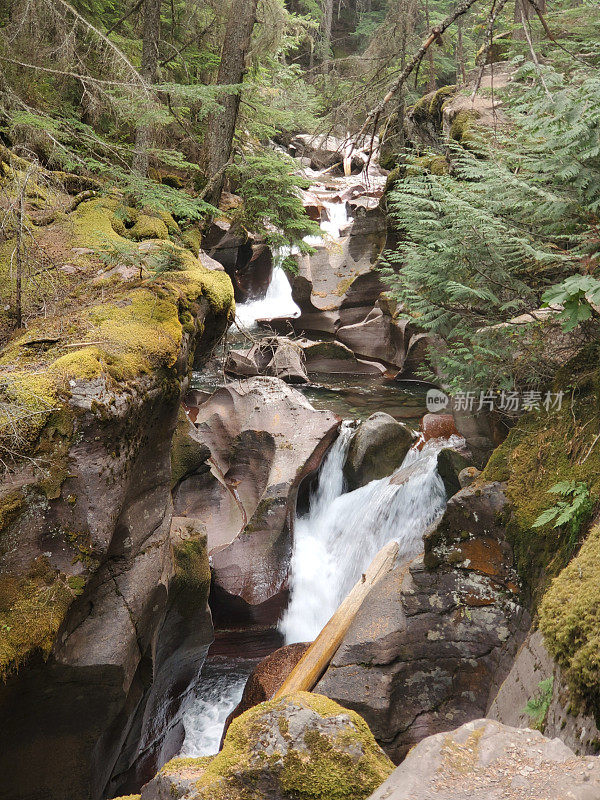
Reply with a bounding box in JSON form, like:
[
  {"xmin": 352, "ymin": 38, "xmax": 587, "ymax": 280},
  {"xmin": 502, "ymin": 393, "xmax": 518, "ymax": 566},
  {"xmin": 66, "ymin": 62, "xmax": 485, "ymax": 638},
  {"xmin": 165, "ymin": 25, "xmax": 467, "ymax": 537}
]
[{"xmin": 180, "ymin": 164, "xmax": 453, "ymax": 758}]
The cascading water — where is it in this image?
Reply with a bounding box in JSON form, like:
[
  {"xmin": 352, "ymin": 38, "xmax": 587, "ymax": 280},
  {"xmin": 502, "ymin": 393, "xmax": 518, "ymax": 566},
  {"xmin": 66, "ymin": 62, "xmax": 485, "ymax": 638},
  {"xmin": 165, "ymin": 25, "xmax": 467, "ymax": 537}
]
[
  {"xmin": 234, "ymin": 197, "xmax": 350, "ymax": 328},
  {"xmin": 180, "ymin": 660, "xmax": 255, "ymax": 757},
  {"xmin": 235, "ymin": 263, "xmax": 301, "ymax": 329},
  {"xmin": 279, "ymin": 425, "xmax": 453, "ymax": 644}
]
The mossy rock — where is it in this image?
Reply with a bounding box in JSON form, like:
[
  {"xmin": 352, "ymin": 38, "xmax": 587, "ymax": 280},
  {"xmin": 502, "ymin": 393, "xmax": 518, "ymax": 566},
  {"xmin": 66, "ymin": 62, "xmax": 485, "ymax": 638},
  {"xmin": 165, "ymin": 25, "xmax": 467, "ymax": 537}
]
[
  {"xmin": 406, "ymin": 154, "xmax": 450, "ymax": 177},
  {"xmin": 170, "ymin": 407, "xmax": 210, "ymax": 487},
  {"xmin": 449, "ymin": 110, "xmax": 480, "ymax": 145},
  {"xmin": 539, "ymin": 525, "xmax": 600, "ymax": 717},
  {"xmin": 482, "ymin": 352, "xmax": 600, "ymax": 604},
  {"xmin": 148, "ymin": 692, "xmax": 393, "ymax": 800},
  {"xmin": 411, "ymin": 85, "xmax": 457, "ymax": 128},
  {"xmin": 128, "ymin": 213, "xmax": 170, "ymax": 241},
  {"xmin": 170, "ymin": 522, "xmax": 211, "ymax": 617}
]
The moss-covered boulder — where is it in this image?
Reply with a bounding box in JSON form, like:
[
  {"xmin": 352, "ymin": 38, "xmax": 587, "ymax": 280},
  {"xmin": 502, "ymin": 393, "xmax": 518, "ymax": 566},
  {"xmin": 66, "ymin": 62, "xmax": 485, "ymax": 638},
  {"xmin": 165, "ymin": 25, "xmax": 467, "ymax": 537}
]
[
  {"xmin": 540, "ymin": 525, "xmax": 600, "ymax": 713},
  {"xmin": 482, "ymin": 354, "xmax": 600, "ymax": 604},
  {"xmin": 142, "ymin": 692, "xmax": 394, "ymax": 800},
  {"xmin": 0, "ymin": 175, "xmax": 235, "ymax": 800}
]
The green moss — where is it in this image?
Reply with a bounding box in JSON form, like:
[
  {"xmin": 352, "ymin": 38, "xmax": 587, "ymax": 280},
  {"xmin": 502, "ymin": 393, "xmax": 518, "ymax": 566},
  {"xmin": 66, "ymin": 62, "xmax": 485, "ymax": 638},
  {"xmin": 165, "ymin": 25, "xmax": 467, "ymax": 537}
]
[
  {"xmin": 449, "ymin": 110, "xmax": 480, "ymax": 144},
  {"xmin": 540, "ymin": 526, "xmax": 600, "ymax": 715},
  {"xmin": 407, "ymin": 154, "xmax": 450, "ymax": 176},
  {"xmin": 411, "ymin": 85, "xmax": 457, "ymax": 127},
  {"xmin": 171, "ymin": 407, "xmax": 209, "ymax": 487},
  {"xmin": 158, "ymin": 692, "xmax": 392, "ymax": 800},
  {"xmin": 110, "ymin": 795, "xmax": 141, "ymax": 799},
  {"xmin": 170, "ymin": 523, "xmax": 211, "ymax": 616},
  {"xmin": 128, "ymin": 214, "xmax": 170, "ymax": 241},
  {"xmin": 0, "ymin": 490, "xmax": 25, "ymax": 534},
  {"xmin": 181, "ymin": 227, "xmax": 202, "ymax": 257},
  {"xmin": 49, "ymin": 347, "xmax": 104, "ymax": 381},
  {"xmin": 482, "ymin": 357, "xmax": 600, "ymax": 603},
  {"xmin": 0, "ymin": 558, "xmax": 74, "ymax": 680}
]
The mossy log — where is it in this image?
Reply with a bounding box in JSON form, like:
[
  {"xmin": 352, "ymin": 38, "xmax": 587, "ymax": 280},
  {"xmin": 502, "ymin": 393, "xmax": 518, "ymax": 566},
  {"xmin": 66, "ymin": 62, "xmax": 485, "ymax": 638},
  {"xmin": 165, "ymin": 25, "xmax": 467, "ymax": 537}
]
[{"xmin": 274, "ymin": 540, "xmax": 399, "ymax": 699}]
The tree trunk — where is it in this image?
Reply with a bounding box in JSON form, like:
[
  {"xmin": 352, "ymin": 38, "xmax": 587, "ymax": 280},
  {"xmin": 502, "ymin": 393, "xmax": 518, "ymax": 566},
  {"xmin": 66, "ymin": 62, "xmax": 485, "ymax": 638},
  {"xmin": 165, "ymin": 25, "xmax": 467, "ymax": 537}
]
[
  {"xmin": 456, "ymin": 16, "xmax": 466, "ymax": 83},
  {"xmin": 514, "ymin": 0, "xmax": 546, "ymax": 40},
  {"xmin": 424, "ymin": 0, "xmax": 436, "ymax": 92},
  {"xmin": 319, "ymin": 0, "xmax": 334, "ymax": 68},
  {"xmin": 201, "ymin": 0, "xmax": 259, "ymax": 207},
  {"xmin": 133, "ymin": 0, "xmax": 161, "ymax": 176}
]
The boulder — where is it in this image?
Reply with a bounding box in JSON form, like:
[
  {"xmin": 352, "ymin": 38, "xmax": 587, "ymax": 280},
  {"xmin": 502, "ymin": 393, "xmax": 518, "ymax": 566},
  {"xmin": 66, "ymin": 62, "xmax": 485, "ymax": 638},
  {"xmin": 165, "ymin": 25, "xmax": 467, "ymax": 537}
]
[
  {"xmin": 337, "ymin": 309, "xmax": 408, "ymax": 369},
  {"xmin": 173, "ymin": 378, "xmax": 339, "ymax": 619},
  {"xmin": 435, "ymin": 447, "xmax": 472, "ymax": 498},
  {"xmin": 488, "ymin": 628, "xmax": 600, "ymax": 755},
  {"xmin": 287, "ymin": 205, "xmax": 388, "ymax": 336},
  {"xmin": 289, "ymin": 133, "xmax": 367, "ymax": 172},
  {"xmin": 367, "ymin": 718, "xmax": 600, "ymax": 800},
  {"xmin": 344, "ymin": 412, "xmax": 415, "ymax": 489},
  {"xmin": 458, "ymin": 466, "xmax": 481, "ymax": 487},
  {"xmin": 300, "ymin": 340, "xmax": 386, "ymax": 376},
  {"xmin": 0, "ymin": 259, "xmax": 233, "ymax": 800},
  {"xmin": 421, "ymin": 413, "xmax": 459, "ymax": 441},
  {"xmin": 222, "ymin": 642, "xmax": 311, "ymax": 740},
  {"xmin": 170, "ymin": 407, "xmax": 211, "ymax": 488},
  {"xmin": 316, "ymin": 482, "xmax": 530, "ymax": 762},
  {"xmin": 142, "ymin": 692, "xmax": 394, "ymax": 800}
]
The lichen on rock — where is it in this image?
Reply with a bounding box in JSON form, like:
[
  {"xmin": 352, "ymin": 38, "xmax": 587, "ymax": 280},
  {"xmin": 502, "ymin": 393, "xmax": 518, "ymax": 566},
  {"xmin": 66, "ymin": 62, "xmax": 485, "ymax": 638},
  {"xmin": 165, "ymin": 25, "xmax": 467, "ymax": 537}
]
[{"xmin": 143, "ymin": 692, "xmax": 393, "ymax": 800}]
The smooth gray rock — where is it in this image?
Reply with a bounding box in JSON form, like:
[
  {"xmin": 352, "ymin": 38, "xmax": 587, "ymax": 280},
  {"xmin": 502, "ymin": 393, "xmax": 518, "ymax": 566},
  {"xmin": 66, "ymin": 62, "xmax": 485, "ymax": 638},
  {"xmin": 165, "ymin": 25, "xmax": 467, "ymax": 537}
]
[
  {"xmin": 367, "ymin": 718, "xmax": 600, "ymax": 800},
  {"xmin": 344, "ymin": 412, "xmax": 415, "ymax": 489}
]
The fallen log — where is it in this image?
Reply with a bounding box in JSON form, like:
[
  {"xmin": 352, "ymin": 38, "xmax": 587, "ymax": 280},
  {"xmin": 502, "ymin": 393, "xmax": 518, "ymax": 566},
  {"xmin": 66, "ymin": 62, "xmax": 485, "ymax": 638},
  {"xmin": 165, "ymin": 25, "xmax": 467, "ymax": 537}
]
[{"xmin": 273, "ymin": 539, "xmax": 399, "ymax": 699}]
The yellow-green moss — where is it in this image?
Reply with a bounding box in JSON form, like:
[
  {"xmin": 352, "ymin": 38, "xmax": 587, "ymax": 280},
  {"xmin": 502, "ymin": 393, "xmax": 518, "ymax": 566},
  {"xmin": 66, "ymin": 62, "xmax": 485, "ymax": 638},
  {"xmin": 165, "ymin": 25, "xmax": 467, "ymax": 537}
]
[
  {"xmin": 482, "ymin": 356, "xmax": 600, "ymax": 603},
  {"xmin": 49, "ymin": 347, "xmax": 104, "ymax": 381},
  {"xmin": 128, "ymin": 214, "xmax": 169, "ymax": 241},
  {"xmin": 411, "ymin": 85, "xmax": 457, "ymax": 126},
  {"xmin": 110, "ymin": 795, "xmax": 141, "ymax": 799},
  {"xmin": 158, "ymin": 692, "xmax": 393, "ymax": 800},
  {"xmin": 539, "ymin": 525, "xmax": 600, "ymax": 714},
  {"xmin": 449, "ymin": 110, "xmax": 480, "ymax": 144},
  {"xmin": 181, "ymin": 227, "xmax": 202, "ymax": 257},
  {"xmin": 0, "ymin": 558, "xmax": 74, "ymax": 680}
]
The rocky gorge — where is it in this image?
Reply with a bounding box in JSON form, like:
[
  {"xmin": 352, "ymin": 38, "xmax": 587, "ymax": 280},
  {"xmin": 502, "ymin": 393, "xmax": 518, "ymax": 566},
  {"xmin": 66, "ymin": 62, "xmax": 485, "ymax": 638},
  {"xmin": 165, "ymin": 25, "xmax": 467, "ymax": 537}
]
[{"xmin": 2, "ymin": 24, "xmax": 600, "ymax": 800}]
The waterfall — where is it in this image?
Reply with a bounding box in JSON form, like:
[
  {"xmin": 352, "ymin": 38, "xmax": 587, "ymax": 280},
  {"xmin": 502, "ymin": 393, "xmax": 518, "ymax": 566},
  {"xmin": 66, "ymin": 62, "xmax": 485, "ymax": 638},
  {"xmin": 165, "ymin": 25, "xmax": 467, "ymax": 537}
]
[
  {"xmin": 235, "ymin": 264, "xmax": 301, "ymax": 329},
  {"xmin": 235, "ymin": 198, "xmax": 350, "ymax": 328},
  {"xmin": 320, "ymin": 200, "xmax": 350, "ymax": 240},
  {"xmin": 279, "ymin": 425, "xmax": 451, "ymax": 644},
  {"xmin": 180, "ymin": 661, "xmax": 254, "ymax": 757}
]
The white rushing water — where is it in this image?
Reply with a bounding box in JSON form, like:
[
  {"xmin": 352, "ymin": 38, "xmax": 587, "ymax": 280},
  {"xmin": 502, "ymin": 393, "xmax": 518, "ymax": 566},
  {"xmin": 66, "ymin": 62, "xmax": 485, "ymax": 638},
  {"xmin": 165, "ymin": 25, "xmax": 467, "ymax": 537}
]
[
  {"xmin": 235, "ymin": 197, "xmax": 351, "ymax": 328},
  {"xmin": 235, "ymin": 265, "xmax": 301, "ymax": 329},
  {"xmin": 180, "ymin": 663, "xmax": 253, "ymax": 757},
  {"xmin": 279, "ymin": 424, "xmax": 452, "ymax": 644}
]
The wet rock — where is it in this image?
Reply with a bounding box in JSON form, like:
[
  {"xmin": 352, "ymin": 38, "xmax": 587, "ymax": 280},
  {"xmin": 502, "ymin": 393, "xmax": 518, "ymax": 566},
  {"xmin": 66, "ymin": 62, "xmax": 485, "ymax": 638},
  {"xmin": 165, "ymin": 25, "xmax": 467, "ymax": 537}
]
[
  {"xmin": 488, "ymin": 628, "xmax": 600, "ymax": 755},
  {"xmin": 367, "ymin": 718, "xmax": 600, "ymax": 800},
  {"xmin": 174, "ymin": 378, "xmax": 339, "ymax": 617},
  {"xmin": 421, "ymin": 413, "xmax": 459, "ymax": 441},
  {"xmin": 300, "ymin": 339, "xmax": 386, "ymax": 376},
  {"xmin": 222, "ymin": 642, "xmax": 310, "ymax": 739},
  {"xmin": 316, "ymin": 482, "xmax": 529, "ymax": 763},
  {"xmin": 436, "ymin": 447, "xmax": 472, "ymax": 498},
  {"xmin": 142, "ymin": 692, "xmax": 393, "ymax": 800},
  {"xmin": 289, "ymin": 133, "xmax": 367, "ymax": 172},
  {"xmin": 344, "ymin": 412, "xmax": 415, "ymax": 490},
  {"xmin": 337, "ymin": 308, "xmax": 408, "ymax": 369},
  {"xmin": 458, "ymin": 466, "xmax": 481, "ymax": 487}
]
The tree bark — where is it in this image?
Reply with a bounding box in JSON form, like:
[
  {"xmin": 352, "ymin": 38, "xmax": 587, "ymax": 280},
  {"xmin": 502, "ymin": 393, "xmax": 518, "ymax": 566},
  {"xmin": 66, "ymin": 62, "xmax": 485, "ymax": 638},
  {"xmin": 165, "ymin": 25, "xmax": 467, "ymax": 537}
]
[
  {"xmin": 133, "ymin": 0, "xmax": 161, "ymax": 176},
  {"xmin": 319, "ymin": 0, "xmax": 334, "ymax": 67},
  {"xmin": 201, "ymin": 0, "xmax": 259, "ymax": 207}
]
